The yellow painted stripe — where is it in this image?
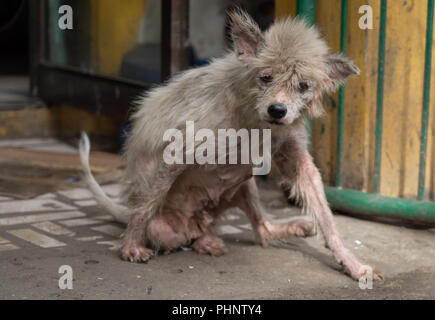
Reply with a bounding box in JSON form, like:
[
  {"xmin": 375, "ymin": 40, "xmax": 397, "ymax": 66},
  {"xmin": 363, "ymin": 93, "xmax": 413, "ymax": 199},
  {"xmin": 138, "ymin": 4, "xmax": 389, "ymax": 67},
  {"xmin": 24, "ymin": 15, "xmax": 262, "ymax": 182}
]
[
  {"xmin": 275, "ymin": 0, "xmax": 297, "ymax": 19},
  {"xmin": 0, "ymin": 243, "xmax": 19, "ymax": 251},
  {"xmin": 91, "ymin": 224, "xmax": 124, "ymax": 237}
]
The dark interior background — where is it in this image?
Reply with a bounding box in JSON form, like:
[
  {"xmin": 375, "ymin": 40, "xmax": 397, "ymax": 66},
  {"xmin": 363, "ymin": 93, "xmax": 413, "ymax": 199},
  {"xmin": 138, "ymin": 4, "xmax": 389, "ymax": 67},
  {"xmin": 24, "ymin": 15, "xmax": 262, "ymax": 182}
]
[{"xmin": 0, "ymin": 0, "xmax": 29, "ymax": 75}]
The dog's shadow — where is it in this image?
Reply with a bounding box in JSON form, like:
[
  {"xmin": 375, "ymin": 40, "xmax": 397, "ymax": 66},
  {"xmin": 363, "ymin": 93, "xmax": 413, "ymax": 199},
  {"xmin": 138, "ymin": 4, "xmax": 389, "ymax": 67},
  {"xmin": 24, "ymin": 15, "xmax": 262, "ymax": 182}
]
[{"xmin": 225, "ymin": 236, "xmax": 342, "ymax": 273}]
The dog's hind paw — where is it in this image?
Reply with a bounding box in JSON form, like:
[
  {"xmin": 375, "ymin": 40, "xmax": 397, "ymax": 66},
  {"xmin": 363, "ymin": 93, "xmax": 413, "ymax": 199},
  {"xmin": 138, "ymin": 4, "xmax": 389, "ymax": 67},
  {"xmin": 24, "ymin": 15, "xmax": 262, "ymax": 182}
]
[
  {"xmin": 286, "ymin": 219, "xmax": 314, "ymax": 237},
  {"xmin": 121, "ymin": 242, "xmax": 154, "ymax": 263},
  {"xmin": 192, "ymin": 234, "xmax": 228, "ymax": 256},
  {"xmin": 257, "ymin": 219, "xmax": 314, "ymax": 242}
]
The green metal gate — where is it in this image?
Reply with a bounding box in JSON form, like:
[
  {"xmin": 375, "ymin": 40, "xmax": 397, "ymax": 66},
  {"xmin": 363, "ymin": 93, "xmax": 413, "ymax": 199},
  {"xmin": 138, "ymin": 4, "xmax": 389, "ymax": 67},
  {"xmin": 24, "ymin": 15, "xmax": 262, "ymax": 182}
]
[{"xmin": 295, "ymin": 0, "xmax": 435, "ymax": 222}]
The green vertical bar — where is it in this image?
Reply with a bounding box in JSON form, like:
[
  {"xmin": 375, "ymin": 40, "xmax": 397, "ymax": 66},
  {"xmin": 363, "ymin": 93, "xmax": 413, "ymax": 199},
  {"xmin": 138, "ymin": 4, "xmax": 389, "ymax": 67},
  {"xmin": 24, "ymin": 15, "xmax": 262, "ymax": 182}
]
[
  {"xmin": 48, "ymin": 0, "xmax": 68, "ymax": 65},
  {"xmin": 335, "ymin": 0, "xmax": 348, "ymax": 188},
  {"xmin": 373, "ymin": 0, "xmax": 387, "ymax": 194},
  {"xmin": 297, "ymin": 0, "xmax": 316, "ymax": 152},
  {"xmin": 297, "ymin": 0, "xmax": 317, "ymax": 25},
  {"xmin": 418, "ymin": 0, "xmax": 434, "ymax": 200}
]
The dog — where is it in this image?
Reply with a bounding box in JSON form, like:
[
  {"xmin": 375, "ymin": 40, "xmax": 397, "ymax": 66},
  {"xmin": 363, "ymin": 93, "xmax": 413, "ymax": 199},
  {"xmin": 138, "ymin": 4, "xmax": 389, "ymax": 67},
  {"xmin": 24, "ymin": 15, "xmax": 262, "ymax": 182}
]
[{"xmin": 80, "ymin": 10, "xmax": 382, "ymax": 281}]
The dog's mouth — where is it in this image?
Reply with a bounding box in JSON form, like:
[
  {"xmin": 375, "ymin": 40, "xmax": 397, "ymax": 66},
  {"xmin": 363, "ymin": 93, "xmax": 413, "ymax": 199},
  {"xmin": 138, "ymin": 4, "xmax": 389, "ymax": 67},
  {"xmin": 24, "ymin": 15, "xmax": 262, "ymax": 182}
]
[{"xmin": 266, "ymin": 119, "xmax": 284, "ymax": 125}]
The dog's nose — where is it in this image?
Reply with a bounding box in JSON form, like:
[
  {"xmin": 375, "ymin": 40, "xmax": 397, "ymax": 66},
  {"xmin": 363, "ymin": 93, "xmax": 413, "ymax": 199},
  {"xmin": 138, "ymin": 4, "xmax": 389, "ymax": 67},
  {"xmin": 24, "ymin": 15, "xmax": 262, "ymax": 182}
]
[{"xmin": 268, "ymin": 104, "xmax": 287, "ymax": 119}]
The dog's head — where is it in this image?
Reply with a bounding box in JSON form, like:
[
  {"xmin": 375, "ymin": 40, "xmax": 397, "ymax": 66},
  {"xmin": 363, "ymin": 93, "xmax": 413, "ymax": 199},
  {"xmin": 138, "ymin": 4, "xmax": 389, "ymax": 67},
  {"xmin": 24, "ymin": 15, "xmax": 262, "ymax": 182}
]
[{"xmin": 230, "ymin": 10, "xmax": 360, "ymax": 126}]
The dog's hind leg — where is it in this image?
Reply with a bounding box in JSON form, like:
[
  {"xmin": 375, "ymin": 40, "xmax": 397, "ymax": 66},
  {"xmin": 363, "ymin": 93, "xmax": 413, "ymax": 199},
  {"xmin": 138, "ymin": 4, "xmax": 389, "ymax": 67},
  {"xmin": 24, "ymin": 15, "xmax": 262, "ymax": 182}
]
[
  {"xmin": 188, "ymin": 202, "xmax": 234, "ymax": 256},
  {"xmin": 121, "ymin": 158, "xmax": 186, "ymax": 262},
  {"xmin": 145, "ymin": 212, "xmax": 195, "ymax": 253},
  {"xmin": 146, "ymin": 210, "xmax": 226, "ymax": 256},
  {"xmin": 225, "ymin": 178, "xmax": 314, "ymax": 246},
  {"xmin": 190, "ymin": 210, "xmax": 228, "ymax": 256}
]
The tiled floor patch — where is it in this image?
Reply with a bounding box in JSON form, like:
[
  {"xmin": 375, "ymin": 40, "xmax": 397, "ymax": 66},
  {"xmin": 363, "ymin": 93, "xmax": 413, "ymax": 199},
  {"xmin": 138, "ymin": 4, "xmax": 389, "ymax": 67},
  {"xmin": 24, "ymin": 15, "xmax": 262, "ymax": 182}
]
[
  {"xmin": 32, "ymin": 221, "xmax": 75, "ymax": 236},
  {"xmin": 0, "ymin": 199, "xmax": 75, "ymax": 215},
  {"xmin": 7, "ymin": 229, "xmax": 66, "ymax": 248},
  {"xmin": 58, "ymin": 188, "xmax": 93, "ymax": 200},
  {"xmin": 101, "ymin": 184, "xmax": 122, "ymax": 198},
  {"xmin": 0, "ymin": 211, "xmax": 85, "ymax": 226},
  {"xmin": 217, "ymin": 225, "xmax": 243, "ymax": 235},
  {"xmin": 97, "ymin": 240, "xmax": 122, "ymax": 251},
  {"xmin": 74, "ymin": 200, "xmax": 98, "ymax": 207},
  {"xmin": 35, "ymin": 193, "xmax": 56, "ymax": 200},
  {"xmin": 0, "ymin": 183, "xmax": 296, "ymax": 253},
  {"xmin": 91, "ymin": 225, "xmax": 124, "ymax": 237},
  {"xmin": 59, "ymin": 217, "xmax": 111, "ymax": 227},
  {"xmin": 76, "ymin": 235, "xmax": 104, "ymax": 242}
]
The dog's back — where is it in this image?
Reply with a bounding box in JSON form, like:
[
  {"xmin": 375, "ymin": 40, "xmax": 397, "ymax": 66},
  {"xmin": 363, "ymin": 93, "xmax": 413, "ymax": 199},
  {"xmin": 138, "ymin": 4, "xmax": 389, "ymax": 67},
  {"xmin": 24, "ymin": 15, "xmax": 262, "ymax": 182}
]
[{"xmin": 79, "ymin": 10, "xmax": 381, "ymax": 281}]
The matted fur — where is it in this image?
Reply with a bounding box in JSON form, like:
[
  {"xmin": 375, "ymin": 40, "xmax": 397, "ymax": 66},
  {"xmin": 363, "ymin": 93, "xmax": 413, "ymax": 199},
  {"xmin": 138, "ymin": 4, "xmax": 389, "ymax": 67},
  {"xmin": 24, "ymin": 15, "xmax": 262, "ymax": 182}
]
[{"xmin": 80, "ymin": 10, "xmax": 381, "ymax": 281}]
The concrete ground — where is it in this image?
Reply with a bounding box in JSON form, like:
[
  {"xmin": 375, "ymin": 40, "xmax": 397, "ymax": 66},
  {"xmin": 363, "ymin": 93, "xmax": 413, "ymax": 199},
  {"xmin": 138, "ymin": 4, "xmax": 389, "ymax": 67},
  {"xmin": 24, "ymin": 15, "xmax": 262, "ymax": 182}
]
[
  {"xmin": 1, "ymin": 177, "xmax": 435, "ymax": 300},
  {"xmin": 0, "ymin": 138, "xmax": 434, "ymax": 299}
]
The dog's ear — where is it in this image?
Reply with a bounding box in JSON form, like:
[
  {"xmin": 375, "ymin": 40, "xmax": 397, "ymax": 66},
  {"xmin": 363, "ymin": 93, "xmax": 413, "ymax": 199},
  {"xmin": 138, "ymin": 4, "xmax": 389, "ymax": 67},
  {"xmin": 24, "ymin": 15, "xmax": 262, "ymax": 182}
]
[
  {"xmin": 324, "ymin": 53, "xmax": 360, "ymax": 91},
  {"xmin": 229, "ymin": 9, "xmax": 264, "ymax": 63}
]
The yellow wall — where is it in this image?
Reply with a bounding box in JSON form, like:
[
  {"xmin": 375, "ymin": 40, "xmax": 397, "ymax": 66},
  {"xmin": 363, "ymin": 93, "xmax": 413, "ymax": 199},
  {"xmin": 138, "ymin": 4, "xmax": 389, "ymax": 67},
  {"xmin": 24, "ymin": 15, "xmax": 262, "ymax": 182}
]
[
  {"xmin": 0, "ymin": 106, "xmax": 120, "ymax": 139},
  {"xmin": 91, "ymin": 0, "xmax": 147, "ymax": 75},
  {"xmin": 276, "ymin": 0, "xmax": 434, "ymax": 200},
  {"xmin": 275, "ymin": 0, "xmax": 297, "ymax": 18}
]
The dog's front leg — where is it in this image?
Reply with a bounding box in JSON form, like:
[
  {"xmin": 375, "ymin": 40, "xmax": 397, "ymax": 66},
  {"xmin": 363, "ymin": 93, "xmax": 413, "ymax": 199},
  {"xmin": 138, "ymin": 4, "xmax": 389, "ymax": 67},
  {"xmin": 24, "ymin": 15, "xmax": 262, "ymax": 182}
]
[
  {"xmin": 274, "ymin": 139, "xmax": 382, "ymax": 281},
  {"xmin": 121, "ymin": 161, "xmax": 186, "ymax": 262}
]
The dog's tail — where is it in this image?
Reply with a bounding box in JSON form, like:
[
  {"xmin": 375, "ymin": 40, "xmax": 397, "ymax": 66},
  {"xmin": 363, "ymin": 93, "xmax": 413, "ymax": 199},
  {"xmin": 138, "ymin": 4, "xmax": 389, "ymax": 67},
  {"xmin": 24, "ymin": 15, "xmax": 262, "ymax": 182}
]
[{"xmin": 79, "ymin": 132, "xmax": 129, "ymax": 224}]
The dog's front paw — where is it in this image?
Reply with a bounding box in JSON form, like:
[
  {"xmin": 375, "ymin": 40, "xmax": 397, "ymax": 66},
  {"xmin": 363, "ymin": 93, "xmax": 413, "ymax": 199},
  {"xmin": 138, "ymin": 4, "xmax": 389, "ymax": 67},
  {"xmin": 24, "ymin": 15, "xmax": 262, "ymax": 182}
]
[
  {"xmin": 121, "ymin": 242, "xmax": 154, "ymax": 263},
  {"xmin": 342, "ymin": 259, "xmax": 383, "ymax": 282}
]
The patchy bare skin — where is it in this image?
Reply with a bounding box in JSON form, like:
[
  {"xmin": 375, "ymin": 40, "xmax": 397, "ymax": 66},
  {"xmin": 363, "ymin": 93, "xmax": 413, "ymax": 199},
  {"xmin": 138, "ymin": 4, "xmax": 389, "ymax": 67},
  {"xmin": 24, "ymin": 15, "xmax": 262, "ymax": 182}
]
[{"xmin": 80, "ymin": 10, "xmax": 382, "ymax": 281}]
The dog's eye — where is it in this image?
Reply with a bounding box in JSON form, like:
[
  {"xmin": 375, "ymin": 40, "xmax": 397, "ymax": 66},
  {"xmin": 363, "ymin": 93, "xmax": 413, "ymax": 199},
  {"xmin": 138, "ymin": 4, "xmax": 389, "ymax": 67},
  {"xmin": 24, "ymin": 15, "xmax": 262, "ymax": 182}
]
[
  {"xmin": 298, "ymin": 81, "xmax": 310, "ymax": 92},
  {"xmin": 260, "ymin": 74, "xmax": 273, "ymax": 83}
]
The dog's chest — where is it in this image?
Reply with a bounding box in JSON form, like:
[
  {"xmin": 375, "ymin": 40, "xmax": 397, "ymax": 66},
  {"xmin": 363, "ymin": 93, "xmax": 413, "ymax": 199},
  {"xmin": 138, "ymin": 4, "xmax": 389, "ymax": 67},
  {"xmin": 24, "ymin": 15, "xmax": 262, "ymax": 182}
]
[{"xmin": 165, "ymin": 164, "xmax": 253, "ymax": 214}]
